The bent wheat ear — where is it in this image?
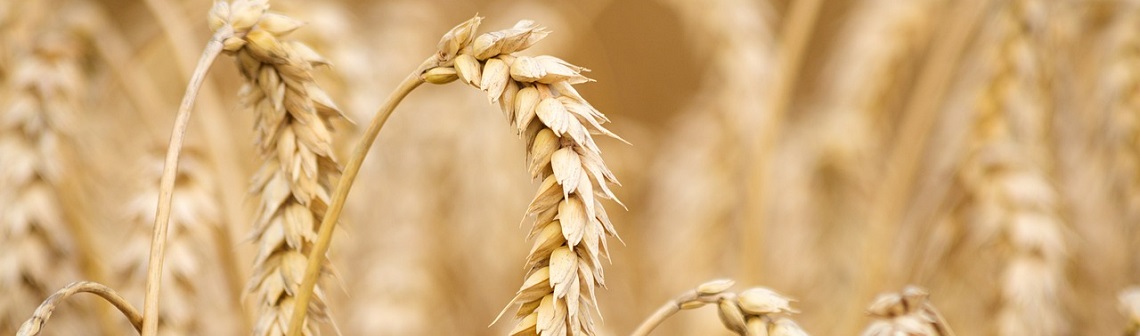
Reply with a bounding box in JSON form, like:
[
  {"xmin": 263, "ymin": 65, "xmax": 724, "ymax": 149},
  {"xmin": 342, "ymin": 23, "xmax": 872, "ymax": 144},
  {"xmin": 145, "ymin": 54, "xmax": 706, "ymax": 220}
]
[
  {"xmin": 209, "ymin": 1, "xmax": 344, "ymax": 335},
  {"xmin": 425, "ymin": 16, "xmax": 624, "ymax": 336}
]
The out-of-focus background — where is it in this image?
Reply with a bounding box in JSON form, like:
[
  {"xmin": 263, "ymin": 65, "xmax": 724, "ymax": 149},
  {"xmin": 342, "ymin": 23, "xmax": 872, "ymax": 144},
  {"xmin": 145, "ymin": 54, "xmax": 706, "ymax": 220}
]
[{"xmin": 2, "ymin": 0, "xmax": 1138, "ymax": 335}]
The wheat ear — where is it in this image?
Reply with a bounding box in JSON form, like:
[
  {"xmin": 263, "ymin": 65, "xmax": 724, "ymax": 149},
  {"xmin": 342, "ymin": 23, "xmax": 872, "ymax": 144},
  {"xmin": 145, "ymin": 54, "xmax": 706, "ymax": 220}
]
[
  {"xmin": 632, "ymin": 279, "xmax": 805, "ymax": 336},
  {"xmin": 426, "ymin": 17, "xmax": 627, "ymax": 336},
  {"xmin": 960, "ymin": 0, "xmax": 1068, "ymax": 334},
  {"xmin": 860, "ymin": 286, "xmax": 954, "ymax": 336},
  {"xmin": 204, "ymin": 1, "xmax": 346, "ymax": 335},
  {"xmin": 0, "ymin": 10, "xmax": 102, "ymax": 333}
]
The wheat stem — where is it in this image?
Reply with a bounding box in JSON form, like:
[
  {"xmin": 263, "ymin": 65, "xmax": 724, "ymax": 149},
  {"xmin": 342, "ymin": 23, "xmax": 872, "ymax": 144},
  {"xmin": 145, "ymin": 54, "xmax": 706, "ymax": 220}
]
[
  {"xmin": 138, "ymin": 1, "xmax": 252, "ymax": 326},
  {"xmin": 846, "ymin": 0, "xmax": 991, "ymax": 332},
  {"xmin": 740, "ymin": 0, "xmax": 822, "ymax": 283},
  {"xmin": 141, "ymin": 28, "xmax": 230, "ymax": 336},
  {"xmin": 16, "ymin": 281, "xmax": 142, "ymax": 336},
  {"xmin": 286, "ymin": 57, "xmax": 436, "ymax": 336},
  {"xmin": 630, "ymin": 290, "xmax": 699, "ymax": 336}
]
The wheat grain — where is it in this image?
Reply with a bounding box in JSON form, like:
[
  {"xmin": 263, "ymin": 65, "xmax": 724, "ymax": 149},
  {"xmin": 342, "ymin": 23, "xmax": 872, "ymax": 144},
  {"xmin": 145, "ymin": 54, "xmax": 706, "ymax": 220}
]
[
  {"xmin": 861, "ymin": 286, "xmax": 953, "ymax": 336},
  {"xmin": 114, "ymin": 148, "xmax": 220, "ymax": 336},
  {"xmin": 207, "ymin": 1, "xmax": 344, "ymax": 334},
  {"xmin": 643, "ymin": 0, "xmax": 775, "ymax": 330}
]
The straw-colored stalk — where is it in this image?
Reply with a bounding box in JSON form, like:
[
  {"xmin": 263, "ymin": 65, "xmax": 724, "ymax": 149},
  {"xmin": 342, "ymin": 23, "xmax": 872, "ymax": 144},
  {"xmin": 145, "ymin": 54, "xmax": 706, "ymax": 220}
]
[
  {"xmin": 115, "ymin": 149, "xmax": 220, "ymax": 335},
  {"xmin": 208, "ymin": 1, "xmax": 344, "ymax": 334},
  {"xmin": 420, "ymin": 16, "xmax": 625, "ymax": 336},
  {"xmin": 643, "ymin": 2, "xmax": 776, "ymax": 332},
  {"xmin": 960, "ymin": 0, "xmax": 1069, "ymax": 334},
  {"xmin": 0, "ymin": 18, "xmax": 93, "ymax": 335},
  {"xmin": 632, "ymin": 279, "xmax": 806, "ymax": 336},
  {"xmin": 861, "ymin": 286, "xmax": 954, "ymax": 336}
]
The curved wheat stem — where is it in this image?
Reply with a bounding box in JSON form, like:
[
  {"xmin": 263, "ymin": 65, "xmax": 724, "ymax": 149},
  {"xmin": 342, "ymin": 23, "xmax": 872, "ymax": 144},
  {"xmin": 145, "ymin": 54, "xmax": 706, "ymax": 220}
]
[
  {"xmin": 207, "ymin": 1, "xmax": 345, "ymax": 334},
  {"xmin": 15, "ymin": 281, "xmax": 142, "ymax": 336}
]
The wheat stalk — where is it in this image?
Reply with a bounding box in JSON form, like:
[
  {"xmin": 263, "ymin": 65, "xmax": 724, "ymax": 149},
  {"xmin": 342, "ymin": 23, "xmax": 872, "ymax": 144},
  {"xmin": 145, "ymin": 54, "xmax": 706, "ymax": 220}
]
[
  {"xmin": 115, "ymin": 148, "xmax": 220, "ymax": 336},
  {"xmin": 860, "ymin": 286, "xmax": 954, "ymax": 336},
  {"xmin": 205, "ymin": 1, "xmax": 345, "ymax": 334},
  {"xmin": 15, "ymin": 281, "xmax": 142, "ymax": 336}
]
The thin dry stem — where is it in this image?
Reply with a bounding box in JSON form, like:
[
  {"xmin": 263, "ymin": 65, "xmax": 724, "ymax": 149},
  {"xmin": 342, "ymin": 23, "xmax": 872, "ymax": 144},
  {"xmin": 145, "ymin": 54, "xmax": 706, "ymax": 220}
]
[
  {"xmin": 139, "ymin": 0, "xmax": 252, "ymax": 326},
  {"xmin": 740, "ymin": 0, "xmax": 822, "ymax": 283},
  {"xmin": 286, "ymin": 60, "xmax": 433, "ymax": 336},
  {"xmin": 141, "ymin": 28, "xmax": 230, "ymax": 336},
  {"xmin": 847, "ymin": 0, "xmax": 991, "ymax": 332},
  {"xmin": 16, "ymin": 281, "xmax": 142, "ymax": 336}
]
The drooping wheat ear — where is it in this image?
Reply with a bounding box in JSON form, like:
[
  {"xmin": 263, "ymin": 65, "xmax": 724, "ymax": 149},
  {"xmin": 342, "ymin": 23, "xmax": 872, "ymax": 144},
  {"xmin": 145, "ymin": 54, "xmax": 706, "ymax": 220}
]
[
  {"xmin": 631, "ymin": 279, "xmax": 806, "ymax": 336},
  {"xmin": 208, "ymin": 1, "xmax": 344, "ymax": 334},
  {"xmin": 1120, "ymin": 287, "xmax": 1140, "ymax": 335},
  {"xmin": 115, "ymin": 148, "xmax": 220, "ymax": 335},
  {"xmin": 861, "ymin": 286, "xmax": 954, "ymax": 336},
  {"xmin": 423, "ymin": 16, "xmax": 624, "ymax": 336},
  {"xmin": 0, "ymin": 15, "xmax": 93, "ymax": 335},
  {"xmin": 960, "ymin": 0, "xmax": 1068, "ymax": 335}
]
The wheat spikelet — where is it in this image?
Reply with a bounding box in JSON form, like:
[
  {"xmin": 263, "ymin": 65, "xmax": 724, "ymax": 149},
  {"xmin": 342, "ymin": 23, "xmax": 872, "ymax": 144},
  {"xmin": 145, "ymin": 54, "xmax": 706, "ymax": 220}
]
[
  {"xmin": 424, "ymin": 16, "xmax": 624, "ymax": 336},
  {"xmin": 861, "ymin": 286, "xmax": 953, "ymax": 336},
  {"xmin": 0, "ymin": 7, "xmax": 93, "ymax": 334},
  {"xmin": 114, "ymin": 148, "xmax": 220, "ymax": 335},
  {"xmin": 957, "ymin": 0, "xmax": 1069, "ymax": 334},
  {"xmin": 207, "ymin": 1, "xmax": 344, "ymax": 334}
]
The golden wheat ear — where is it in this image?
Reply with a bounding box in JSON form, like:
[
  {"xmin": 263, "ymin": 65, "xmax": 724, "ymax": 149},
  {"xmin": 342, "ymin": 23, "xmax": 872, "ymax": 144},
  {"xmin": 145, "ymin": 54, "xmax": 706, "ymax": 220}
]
[{"xmin": 421, "ymin": 17, "xmax": 628, "ymax": 336}]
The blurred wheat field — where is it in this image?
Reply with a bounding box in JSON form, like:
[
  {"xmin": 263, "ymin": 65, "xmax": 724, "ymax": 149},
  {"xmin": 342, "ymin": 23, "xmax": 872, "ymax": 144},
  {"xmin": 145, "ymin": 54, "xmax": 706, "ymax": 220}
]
[{"xmin": 2, "ymin": 0, "xmax": 1140, "ymax": 335}]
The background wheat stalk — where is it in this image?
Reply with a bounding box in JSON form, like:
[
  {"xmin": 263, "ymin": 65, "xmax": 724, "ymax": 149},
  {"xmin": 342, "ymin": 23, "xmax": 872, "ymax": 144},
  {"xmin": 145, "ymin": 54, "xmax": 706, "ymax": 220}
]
[
  {"xmin": 206, "ymin": 1, "xmax": 344, "ymax": 334},
  {"xmin": 958, "ymin": 0, "xmax": 1069, "ymax": 334},
  {"xmin": 0, "ymin": 4, "xmax": 102, "ymax": 333},
  {"xmin": 114, "ymin": 148, "xmax": 220, "ymax": 335}
]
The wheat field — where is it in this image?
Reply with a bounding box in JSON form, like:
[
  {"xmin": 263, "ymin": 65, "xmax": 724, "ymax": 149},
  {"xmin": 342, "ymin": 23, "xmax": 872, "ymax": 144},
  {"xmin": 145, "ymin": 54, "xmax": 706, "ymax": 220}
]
[{"xmin": 1, "ymin": 0, "xmax": 1138, "ymax": 335}]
